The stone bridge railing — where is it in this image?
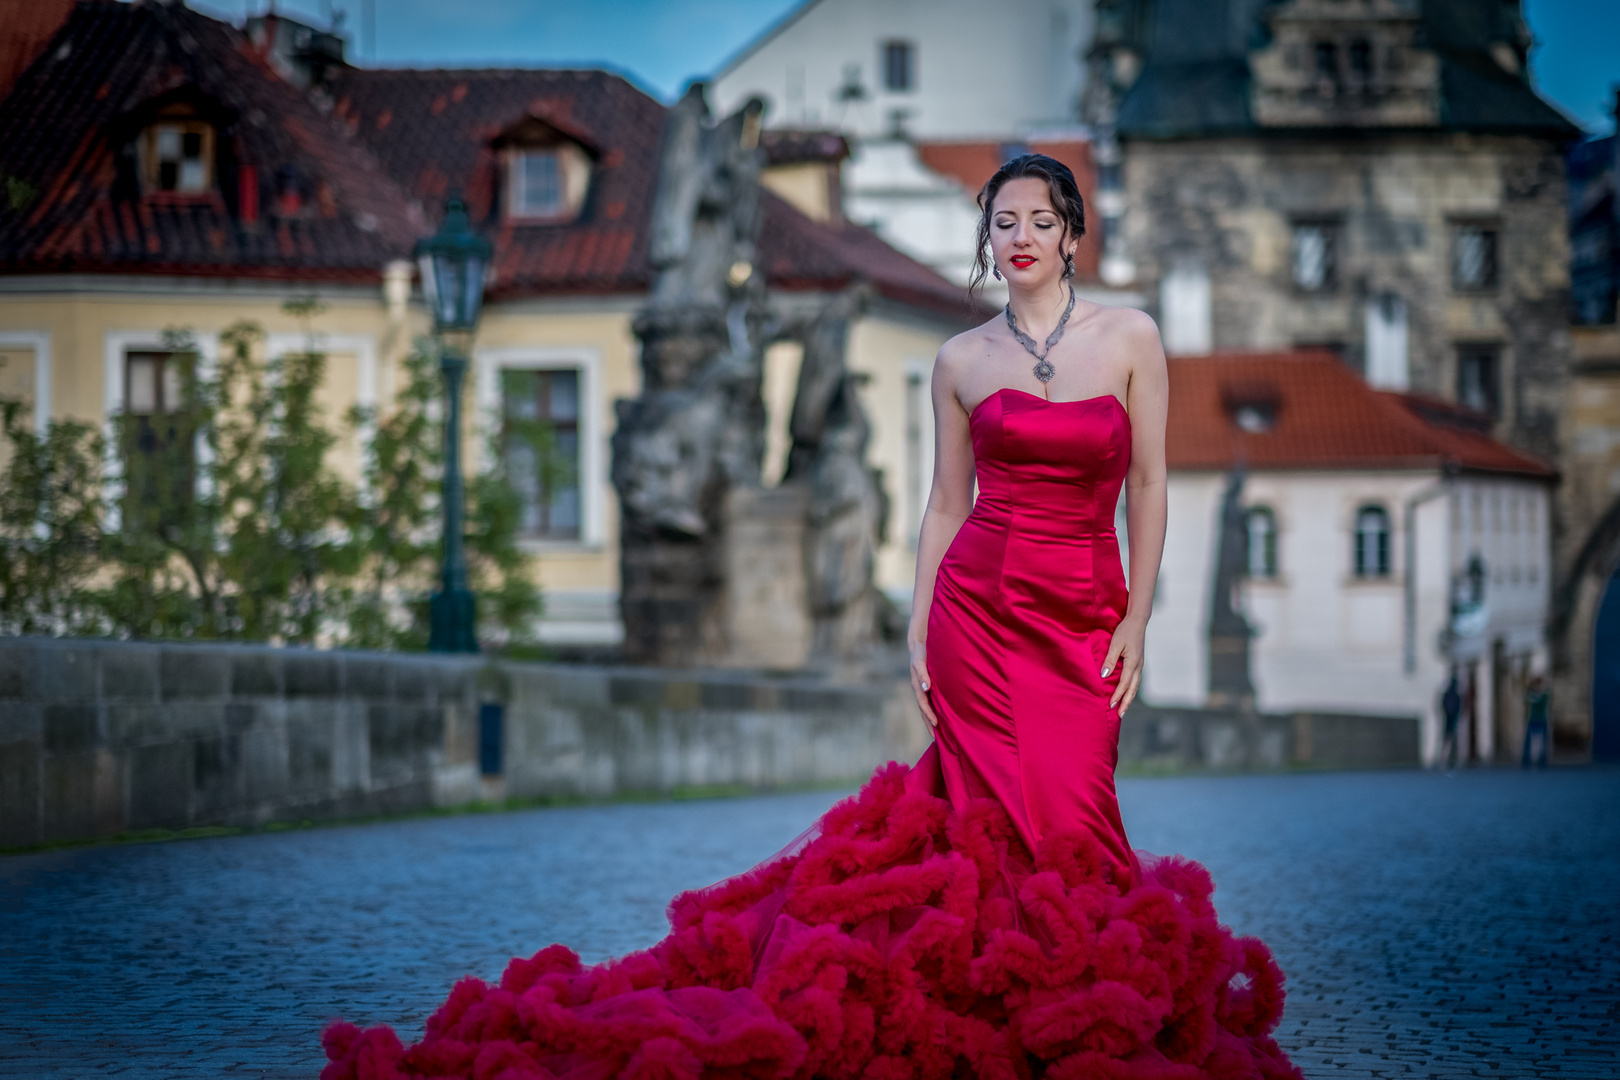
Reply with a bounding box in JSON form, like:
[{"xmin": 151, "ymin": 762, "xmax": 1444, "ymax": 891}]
[{"xmin": 0, "ymin": 637, "xmax": 1419, "ymax": 849}]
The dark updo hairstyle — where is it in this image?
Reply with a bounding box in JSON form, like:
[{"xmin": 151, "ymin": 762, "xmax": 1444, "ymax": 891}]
[{"xmin": 969, "ymin": 153, "xmax": 1086, "ymax": 297}]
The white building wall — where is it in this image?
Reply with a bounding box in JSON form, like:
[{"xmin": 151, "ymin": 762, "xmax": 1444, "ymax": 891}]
[
  {"xmin": 841, "ymin": 140, "xmax": 987, "ymax": 286},
  {"xmin": 1142, "ymin": 474, "xmax": 1222, "ymax": 706},
  {"xmin": 712, "ymin": 0, "xmax": 1094, "ymax": 140},
  {"xmin": 1242, "ymin": 472, "xmax": 1436, "ymax": 717},
  {"xmin": 1145, "ymin": 469, "xmax": 1552, "ymax": 766}
]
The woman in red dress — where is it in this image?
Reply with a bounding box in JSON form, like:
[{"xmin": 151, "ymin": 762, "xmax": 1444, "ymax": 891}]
[{"xmin": 323, "ymin": 155, "xmax": 1302, "ymax": 1080}]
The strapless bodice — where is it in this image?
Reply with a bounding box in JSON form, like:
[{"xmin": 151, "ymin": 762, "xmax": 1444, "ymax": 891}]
[{"xmin": 941, "ymin": 386, "xmax": 1132, "ymax": 634}]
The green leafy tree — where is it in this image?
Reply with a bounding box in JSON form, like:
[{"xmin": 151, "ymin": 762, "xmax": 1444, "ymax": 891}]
[
  {"xmin": 0, "ymin": 303, "xmax": 542, "ymax": 651},
  {"xmin": 0, "ymin": 398, "xmax": 106, "ymax": 636},
  {"xmin": 344, "ymin": 338, "xmax": 541, "ymax": 650}
]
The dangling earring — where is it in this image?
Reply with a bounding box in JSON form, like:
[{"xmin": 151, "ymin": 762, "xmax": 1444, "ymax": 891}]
[
  {"xmin": 992, "ymin": 263, "xmax": 1002, "ymax": 281},
  {"xmin": 1064, "ymin": 253, "xmax": 1075, "ymax": 279}
]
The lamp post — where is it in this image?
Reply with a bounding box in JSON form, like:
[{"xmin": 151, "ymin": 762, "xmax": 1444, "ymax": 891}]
[{"xmin": 416, "ymin": 193, "xmax": 491, "ymax": 653}]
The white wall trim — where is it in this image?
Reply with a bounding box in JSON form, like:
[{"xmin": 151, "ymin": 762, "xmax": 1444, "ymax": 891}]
[
  {"xmin": 0, "ymin": 331, "xmax": 51, "ymax": 434},
  {"xmin": 473, "ymin": 345, "xmax": 606, "ymax": 547}
]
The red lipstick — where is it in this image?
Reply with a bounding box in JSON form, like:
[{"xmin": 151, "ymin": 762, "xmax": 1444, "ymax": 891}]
[{"xmin": 1010, "ymin": 255, "xmax": 1036, "ymax": 269}]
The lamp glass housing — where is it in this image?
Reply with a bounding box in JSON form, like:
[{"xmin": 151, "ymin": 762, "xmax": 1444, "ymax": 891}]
[{"xmin": 414, "ymin": 195, "xmax": 492, "ymax": 335}]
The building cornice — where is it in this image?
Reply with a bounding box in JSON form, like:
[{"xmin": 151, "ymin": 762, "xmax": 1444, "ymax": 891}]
[{"xmin": 0, "ymin": 274, "xmax": 387, "ymax": 302}]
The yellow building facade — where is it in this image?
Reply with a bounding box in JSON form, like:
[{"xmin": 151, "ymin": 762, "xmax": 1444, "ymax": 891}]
[{"xmin": 0, "ymin": 277, "xmax": 960, "ymax": 646}]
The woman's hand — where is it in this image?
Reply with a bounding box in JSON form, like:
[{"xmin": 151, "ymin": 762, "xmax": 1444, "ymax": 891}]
[
  {"xmin": 1101, "ymin": 615, "xmax": 1147, "ymax": 717},
  {"xmin": 909, "ymin": 639, "xmax": 938, "ymax": 729}
]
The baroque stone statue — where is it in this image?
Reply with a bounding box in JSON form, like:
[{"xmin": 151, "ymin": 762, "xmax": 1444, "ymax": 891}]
[
  {"xmin": 612, "ymin": 84, "xmax": 767, "ymax": 665},
  {"xmin": 1207, "ymin": 466, "xmax": 1256, "ymax": 706}
]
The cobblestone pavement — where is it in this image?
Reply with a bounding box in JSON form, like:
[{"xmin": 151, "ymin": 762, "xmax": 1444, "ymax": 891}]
[{"xmin": 2, "ymin": 767, "xmax": 1616, "ymax": 1079}]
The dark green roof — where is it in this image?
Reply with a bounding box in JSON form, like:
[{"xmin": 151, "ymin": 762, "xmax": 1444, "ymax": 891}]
[{"xmin": 1116, "ymin": 0, "xmax": 1582, "ymax": 141}]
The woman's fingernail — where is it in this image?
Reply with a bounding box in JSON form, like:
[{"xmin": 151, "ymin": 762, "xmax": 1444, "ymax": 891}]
[
  {"xmin": 1100, "ymin": 666, "xmax": 1111, "ymax": 678},
  {"xmin": 921, "ymin": 681, "xmax": 929, "ymax": 691}
]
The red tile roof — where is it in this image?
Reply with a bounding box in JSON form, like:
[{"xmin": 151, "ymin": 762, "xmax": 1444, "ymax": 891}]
[
  {"xmin": 327, "ymin": 66, "xmax": 665, "ymax": 298},
  {"xmin": 915, "ymin": 139, "xmax": 1100, "ymax": 282},
  {"xmin": 1166, "ymin": 351, "xmax": 1555, "ymax": 478},
  {"xmin": 761, "ymin": 129, "xmax": 848, "ymax": 167},
  {"xmin": 328, "ymin": 68, "xmax": 974, "ymax": 317},
  {"xmin": 0, "ymin": 0, "xmax": 78, "ymax": 101},
  {"xmin": 0, "ymin": 4, "xmax": 975, "ymax": 322},
  {"xmin": 0, "ymin": 1, "xmax": 422, "ymax": 282}
]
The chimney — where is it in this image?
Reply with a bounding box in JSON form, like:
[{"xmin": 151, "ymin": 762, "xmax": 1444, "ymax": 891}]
[{"xmin": 245, "ymin": 11, "xmax": 347, "ymax": 91}]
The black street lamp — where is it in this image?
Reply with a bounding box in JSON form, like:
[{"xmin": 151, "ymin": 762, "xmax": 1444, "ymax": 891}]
[{"xmin": 416, "ymin": 193, "xmax": 491, "ymax": 653}]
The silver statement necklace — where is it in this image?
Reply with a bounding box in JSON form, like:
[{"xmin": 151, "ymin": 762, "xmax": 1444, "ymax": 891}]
[{"xmin": 1004, "ymin": 286, "xmax": 1076, "ymax": 384}]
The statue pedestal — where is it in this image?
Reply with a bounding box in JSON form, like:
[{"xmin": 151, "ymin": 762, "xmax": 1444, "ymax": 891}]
[{"xmin": 720, "ymin": 484, "xmax": 812, "ymax": 669}]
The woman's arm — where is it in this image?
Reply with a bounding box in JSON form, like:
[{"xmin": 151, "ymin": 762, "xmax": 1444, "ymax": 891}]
[
  {"xmin": 907, "ymin": 345, "xmax": 978, "ymax": 728},
  {"xmin": 1102, "ymin": 311, "xmax": 1169, "ymax": 717}
]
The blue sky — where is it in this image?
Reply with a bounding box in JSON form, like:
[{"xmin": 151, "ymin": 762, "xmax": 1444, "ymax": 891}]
[{"xmin": 203, "ymin": 0, "xmax": 1615, "ymax": 134}]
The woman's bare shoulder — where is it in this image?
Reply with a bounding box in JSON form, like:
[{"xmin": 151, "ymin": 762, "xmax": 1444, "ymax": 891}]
[
  {"xmin": 1089, "ymin": 303, "xmax": 1161, "ymax": 346},
  {"xmin": 935, "ymin": 316, "xmax": 1002, "ymax": 378}
]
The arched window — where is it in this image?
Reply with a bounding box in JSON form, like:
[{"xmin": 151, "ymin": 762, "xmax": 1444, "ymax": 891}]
[
  {"xmin": 1354, "ymin": 505, "xmax": 1391, "ymax": 577},
  {"xmin": 1246, "ymin": 506, "xmax": 1278, "ymax": 578}
]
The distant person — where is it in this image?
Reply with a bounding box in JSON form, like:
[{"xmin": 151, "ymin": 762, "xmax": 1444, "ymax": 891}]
[
  {"xmin": 1523, "ymin": 676, "xmax": 1550, "ymax": 768},
  {"xmin": 322, "ymin": 154, "xmax": 1304, "ymax": 1077},
  {"xmin": 1440, "ymin": 673, "xmax": 1462, "ymax": 771}
]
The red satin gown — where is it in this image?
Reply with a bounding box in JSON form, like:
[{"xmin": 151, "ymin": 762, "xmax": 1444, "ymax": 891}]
[{"xmin": 323, "ymin": 387, "xmax": 1303, "ymax": 1080}]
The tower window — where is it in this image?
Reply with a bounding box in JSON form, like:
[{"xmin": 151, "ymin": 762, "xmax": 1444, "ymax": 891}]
[
  {"xmin": 1456, "ymin": 343, "xmax": 1500, "ymax": 417},
  {"xmin": 882, "ymin": 41, "xmax": 914, "ymax": 92},
  {"xmin": 1314, "ymin": 42, "xmax": 1339, "ymax": 84},
  {"xmin": 1292, "ymin": 221, "xmax": 1338, "ymax": 292},
  {"xmin": 1347, "ymin": 39, "xmax": 1372, "ymax": 81},
  {"xmin": 1453, "ymin": 225, "xmax": 1499, "ymax": 291}
]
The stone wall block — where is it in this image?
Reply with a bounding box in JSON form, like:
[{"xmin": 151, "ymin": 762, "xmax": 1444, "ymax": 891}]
[
  {"xmin": 36, "ymin": 644, "xmax": 98, "ymax": 702},
  {"xmin": 129, "ymin": 743, "xmax": 192, "ymax": 829},
  {"xmin": 394, "ymin": 658, "xmax": 455, "ymax": 704},
  {"xmin": 230, "ymin": 652, "xmax": 281, "ymax": 698},
  {"xmin": 366, "ymin": 704, "xmax": 442, "ymax": 778},
  {"xmin": 43, "ymin": 703, "xmax": 100, "ymax": 754},
  {"xmin": 0, "ymin": 642, "xmax": 32, "ymax": 700},
  {"xmin": 224, "ymin": 701, "xmax": 258, "ymax": 732},
  {"xmin": 345, "ymin": 658, "xmax": 392, "ymax": 700},
  {"xmin": 699, "ymin": 682, "xmax": 755, "ymax": 711},
  {"xmin": 240, "ymin": 721, "xmax": 290, "ymax": 808},
  {"xmin": 286, "ymin": 716, "xmax": 337, "ymax": 795},
  {"xmin": 609, "ymin": 676, "xmax": 666, "ymax": 709},
  {"xmin": 425, "ymin": 662, "xmax": 474, "ymax": 707},
  {"xmin": 42, "ymin": 751, "xmax": 101, "ymax": 841},
  {"xmin": 108, "ymin": 703, "xmax": 180, "ymax": 745},
  {"xmin": 101, "ymin": 647, "xmax": 159, "ymax": 701},
  {"xmin": 192, "ymin": 731, "xmax": 243, "ymax": 817},
  {"xmin": 331, "ymin": 708, "xmax": 369, "ymax": 793},
  {"xmin": 283, "ymin": 653, "xmax": 340, "ymax": 698},
  {"xmin": 0, "ymin": 740, "xmax": 42, "ymax": 847},
  {"xmin": 534, "ymin": 666, "xmax": 609, "ymax": 708},
  {"xmin": 0, "ymin": 704, "xmax": 42, "ymax": 745},
  {"xmin": 441, "ymin": 702, "xmax": 476, "ymax": 768},
  {"xmin": 160, "ymin": 648, "xmax": 230, "ymax": 700}
]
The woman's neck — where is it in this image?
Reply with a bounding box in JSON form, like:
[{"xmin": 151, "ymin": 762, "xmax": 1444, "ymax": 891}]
[{"xmin": 1006, "ymin": 278, "xmax": 1072, "ymax": 342}]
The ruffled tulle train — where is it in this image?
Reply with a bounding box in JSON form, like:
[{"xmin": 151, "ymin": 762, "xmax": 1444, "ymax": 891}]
[{"xmin": 322, "ymin": 760, "xmax": 1302, "ymax": 1080}]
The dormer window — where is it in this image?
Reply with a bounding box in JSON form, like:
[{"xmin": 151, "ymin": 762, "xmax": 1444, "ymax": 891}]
[
  {"xmin": 513, "ymin": 150, "xmax": 564, "ymax": 217},
  {"xmin": 498, "ymin": 114, "xmax": 595, "ymax": 223},
  {"xmin": 143, "ymin": 121, "xmax": 213, "ymax": 194},
  {"xmin": 1222, "ymin": 381, "xmax": 1281, "ymax": 433}
]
